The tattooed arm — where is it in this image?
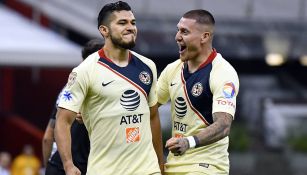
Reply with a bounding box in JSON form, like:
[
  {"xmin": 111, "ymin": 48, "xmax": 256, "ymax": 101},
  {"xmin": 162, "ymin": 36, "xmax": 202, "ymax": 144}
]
[
  {"xmin": 195, "ymin": 112, "xmax": 233, "ymax": 146},
  {"xmin": 166, "ymin": 112, "xmax": 233, "ymax": 155}
]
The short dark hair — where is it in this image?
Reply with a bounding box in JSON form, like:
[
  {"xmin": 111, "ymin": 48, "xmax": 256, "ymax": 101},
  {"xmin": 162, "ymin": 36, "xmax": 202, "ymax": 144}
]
[
  {"xmin": 183, "ymin": 9, "xmax": 215, "ymax": 26},
  {"xmin": 97, "ymin": 1, "xmax": 132, "ymax": 29},
  {"xmin": 81, "ymin": 39, "xmax": 104, "ymax": 59}
]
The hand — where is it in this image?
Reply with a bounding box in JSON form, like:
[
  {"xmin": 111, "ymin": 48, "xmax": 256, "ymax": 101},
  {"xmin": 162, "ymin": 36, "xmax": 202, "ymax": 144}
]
[
  {"xmin": 165, "ymin": 137, "xmax": 189, "ymax": 156},
  {"xmin": 64, "ymin": 162, "xmax": 81, "ymax": 175},
  {"xmin": 75, "ymin": 113, "xmax": 84, "ymax": 124},
  {"xmin": 65, "ymin": 165, "xmax": 81, "ymax": 175}
]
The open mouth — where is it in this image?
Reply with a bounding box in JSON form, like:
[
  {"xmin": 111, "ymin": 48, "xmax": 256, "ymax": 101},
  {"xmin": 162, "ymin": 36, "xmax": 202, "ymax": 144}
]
[{"xmin": 179, "ymin": 45, "xmax": 187, "ymax": 54}]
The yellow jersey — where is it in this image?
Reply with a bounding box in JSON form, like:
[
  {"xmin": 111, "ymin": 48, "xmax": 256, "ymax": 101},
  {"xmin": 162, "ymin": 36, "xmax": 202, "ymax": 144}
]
[{"xmin": 158, "ymin": 50, "xmax": 239, "ymax": 174}]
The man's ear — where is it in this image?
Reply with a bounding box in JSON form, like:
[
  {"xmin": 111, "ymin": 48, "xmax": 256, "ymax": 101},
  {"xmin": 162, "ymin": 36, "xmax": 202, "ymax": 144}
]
[
  {"xmin": 201, "ymin": 32, "xmax": 211, "ymax": 44},
  {"xmin": 99, "ymin": 25, "xmax": 109, "ymax": 37}
]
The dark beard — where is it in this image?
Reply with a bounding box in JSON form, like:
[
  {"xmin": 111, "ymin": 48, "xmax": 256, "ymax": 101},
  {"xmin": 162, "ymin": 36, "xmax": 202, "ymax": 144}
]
[{"xmin": 110, "ymin": 35, "xmax": 136, "ymax": 49}]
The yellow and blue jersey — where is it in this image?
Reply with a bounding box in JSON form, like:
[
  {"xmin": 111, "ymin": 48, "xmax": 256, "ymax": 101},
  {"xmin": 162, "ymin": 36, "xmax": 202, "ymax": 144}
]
[
  {"xmin": 58, "ymin": 49, "xmax": 160, "ymax": 175},
  {"xmin": 158, "ymin": 49, "xmax": 239, "ymax": 174}
]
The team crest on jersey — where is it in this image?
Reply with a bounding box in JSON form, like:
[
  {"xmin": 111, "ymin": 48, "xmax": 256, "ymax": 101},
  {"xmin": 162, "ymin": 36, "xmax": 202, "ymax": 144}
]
[
  {"xmin": 223, "ymin": 82, "xmax": 236, "ymax": 98},
  {"xmin": 191, "ymin": 82, "xmax": 203, "ymax": 97},
  {"xmin": 66, "ymin": 72, "xmax": 77, "ymax": 88},
  {"xmin": 175, "ymin": 97, "xmax": 187, "ymax": 119},
  {"xmin": 120, "ymin": 90, "xmax": 140, "ymax": 111},
  {"xmin": 139, "ymin": 71, "xmax": 151, "ymax": 85},
  {"xmin": 126, "ymin": 127, "xmax": 140, "ymax": 143}
]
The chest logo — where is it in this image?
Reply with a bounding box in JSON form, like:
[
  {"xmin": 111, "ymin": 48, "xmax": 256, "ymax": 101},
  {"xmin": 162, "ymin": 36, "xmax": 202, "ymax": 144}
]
[
  {"xmin": 102, "ymin": 80, "xmax": 114, "ymax": 87},
  {"xmin": 120, "ymin": 90, "xmax": 140, "ymax": 111},
  {"xmin": 139, "ymin": 71, "xmax": 151, "ymax": 85},
  {"xmin": 126, "ymin": 127, "xmax": 140, "ymax": 143},
  {"xmin": 191, "ymin": 82, "xmax": 203, "ymax": 97},
  {"xmin": 175, "ymin": 97, "xmax": 187, "ymax": 119},
  {"xmin": 170, "ymin": 82, "xmax": 177, "ymax": 86}
]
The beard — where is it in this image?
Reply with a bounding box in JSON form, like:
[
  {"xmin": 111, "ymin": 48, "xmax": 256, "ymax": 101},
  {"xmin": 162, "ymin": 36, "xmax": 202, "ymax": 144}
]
[{"xmin": 110, "ymin": 33, "xmax": 136, "ymax": 49}]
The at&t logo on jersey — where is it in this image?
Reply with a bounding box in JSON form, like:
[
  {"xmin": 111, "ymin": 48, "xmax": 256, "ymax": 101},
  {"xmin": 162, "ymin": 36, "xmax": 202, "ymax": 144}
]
[
  {"xmin": 191, "ymin": 82, "xmax": 203, "ymax": 97},
  {"xmin": 223, "ymin": 82, "xmax": 236, "ymax": 98},
  {"xmin": 120, "ymin": 90, "xmax": 140, "ymax": 111},
  {"xmin": 175, "ymin": 97, "xmax": 187, "ymax": 119},
  {"xmin": 174, "ymin": 97, "xmax": 189, "ymax": 132},
  {"xmin": 139, "ymin": 71, "xmax": 151, "ymax": 85},
  {"xmin": 120, "ymin": 90, "xmax": 144, "ymax": 125}
]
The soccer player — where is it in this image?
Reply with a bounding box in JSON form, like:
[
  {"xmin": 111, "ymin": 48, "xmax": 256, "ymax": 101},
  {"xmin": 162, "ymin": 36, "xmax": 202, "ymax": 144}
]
[
  {"xmin": 42, "ymin": 39, "xmax": 104, "ymax": 175},
  {"xmin": 157, "ymin": 10, "xmax": 239, "ymax": 175},
  {"xmin": 54, "ymin": 1, "xmax": 164, "ymax": 175}
]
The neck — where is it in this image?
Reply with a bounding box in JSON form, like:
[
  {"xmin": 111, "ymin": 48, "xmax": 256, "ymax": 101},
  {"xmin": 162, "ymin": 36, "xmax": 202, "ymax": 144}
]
[
  {"xmin": 103, "ymin": 43, "xmax": 130, "ymax": 67},
  {"xmin": 187, "ymin": 47, "xmax": 213, "ymax": 73}
]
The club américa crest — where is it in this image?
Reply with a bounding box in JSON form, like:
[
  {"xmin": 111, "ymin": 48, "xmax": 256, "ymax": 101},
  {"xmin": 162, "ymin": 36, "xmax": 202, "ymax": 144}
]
[
  {"xmin": 191, "ymin": 82, "xmax": 203, "ymax": 97},
  {"xmin": 139, "ymin": 71, "xmax": 151, "ymax": 85}
]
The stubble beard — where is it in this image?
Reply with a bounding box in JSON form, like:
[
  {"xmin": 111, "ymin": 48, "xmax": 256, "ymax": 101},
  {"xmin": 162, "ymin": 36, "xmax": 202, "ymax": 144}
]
[{"xmin": 110, "ymin": 34, "xmax": 136, "ymax": 49}]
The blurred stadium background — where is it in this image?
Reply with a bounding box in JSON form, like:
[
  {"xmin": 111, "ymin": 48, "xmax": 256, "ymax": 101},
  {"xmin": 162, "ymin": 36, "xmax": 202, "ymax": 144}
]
[{"xmin": 0, "ymin": 0, "xmax": 307, "ymax": 174}]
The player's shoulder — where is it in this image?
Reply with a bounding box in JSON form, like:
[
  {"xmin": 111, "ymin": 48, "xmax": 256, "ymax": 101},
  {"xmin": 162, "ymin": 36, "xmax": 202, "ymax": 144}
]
[
  {"xmin": 164, "ymin": 59, "xmax": 183, "ymax": 72},
  {"xmin": 74, "ymin": 51, "xmax": 100, "ymax": 71},
  {"xmin": 81, "ymin": 51, "xmax": 100, "ymax": 66},
  {"xmin": 212, "ymin": 53, "xmax": 237, "ymax": 73},
  {"xmin": 130, "ymin": 50, "xmax": 156, "ymax": 68},
  {"xmin": 211, "ymin": 53, "xmax": 239, "ymax": 86}
]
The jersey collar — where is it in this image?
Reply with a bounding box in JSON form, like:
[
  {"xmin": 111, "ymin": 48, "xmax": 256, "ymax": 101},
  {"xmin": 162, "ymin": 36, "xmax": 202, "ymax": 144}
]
[
  {"xmin": 197, "ymin": 48, "xmax": 217, "ymax": 70},
  {"xmin": 98, "ymin": 49, "xmax": 132, "ymax": 64}
]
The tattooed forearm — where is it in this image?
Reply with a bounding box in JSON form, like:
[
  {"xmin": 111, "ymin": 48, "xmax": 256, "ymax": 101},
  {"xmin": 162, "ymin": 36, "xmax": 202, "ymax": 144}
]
[{"xmin": 196, "ymin": 112, "xmax": 233, "ymax": 146}]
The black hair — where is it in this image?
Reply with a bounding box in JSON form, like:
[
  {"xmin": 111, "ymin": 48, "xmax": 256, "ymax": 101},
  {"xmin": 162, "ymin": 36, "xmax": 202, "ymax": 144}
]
[
  {"xmin": 97, "ymin": 1, "xmax": 132, "ymax": 29},
  {"xmin": 81, "ymin": 39, "xmax": 104, "ymax": 59},
  {"xmin": 183, "ymin": 9, "xmax": 215, "ymax": 26}
]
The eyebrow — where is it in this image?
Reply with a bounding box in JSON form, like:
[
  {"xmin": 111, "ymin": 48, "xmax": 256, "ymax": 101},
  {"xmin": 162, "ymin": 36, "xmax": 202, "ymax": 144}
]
[{"xmin": 117, "ymin": 18, "xmax": 136, "ymax": 22}]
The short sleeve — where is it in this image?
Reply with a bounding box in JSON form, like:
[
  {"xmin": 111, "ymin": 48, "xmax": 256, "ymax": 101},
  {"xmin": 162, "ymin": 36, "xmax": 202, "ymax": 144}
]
[
  {"xmin": 148, "ymin": 61, "xmax": 158, "ymax": 107},
  {"xmin": 58, "ymin": 63, "xmax": 90, "ymax": 113},
  {"xmin": 157, "ymin": 65, "xmax": 170, "ymax": 105},
  {"xmin": 210, "ymin": 63, "xmax": 239, "ymax": 118}
]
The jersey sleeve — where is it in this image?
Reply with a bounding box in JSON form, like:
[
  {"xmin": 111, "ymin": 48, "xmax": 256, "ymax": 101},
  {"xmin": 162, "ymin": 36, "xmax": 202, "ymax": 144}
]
[
  {"xmin": 157, "ymin": 65, "xmax": 170, "ymax": 105},
  {"xmin": 58, "ymin": 63, "xmax": 90, "ymax": 113},
  {"xmin": 148, "ymin": 61, "xmax": 158, "ymax": 107},
  {"xmin": 210, "ymin": 64, "xmax": 239, "ymax": 118}
]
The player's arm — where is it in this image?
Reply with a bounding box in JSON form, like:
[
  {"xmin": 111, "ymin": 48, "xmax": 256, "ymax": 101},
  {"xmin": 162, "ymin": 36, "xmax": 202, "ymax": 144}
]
[
  {"xmin": 195, "ymin": 64, "xmax": 238, "ymax": 146},
  {"xmin": 150, "ymin": 103, "xmax": 165, "ymax": 174},
  {"xmin": 166, "ymin": 112, "xmax": 233, "ymax": 155},
  {"xmin": 195, "ymin": 112, "xmax": 233, "ymax": 145},
  {"xmin": 42, "ymin": 118, "xmax": 55, "ymax": 167},
  {"xmin": 54, "ymin": 107, "xmax": 81, "ymax": 175}
]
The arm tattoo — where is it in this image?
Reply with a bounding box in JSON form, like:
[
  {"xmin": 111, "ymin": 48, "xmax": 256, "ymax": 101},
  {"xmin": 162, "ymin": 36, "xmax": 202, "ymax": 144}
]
[{"xmin": 196, "ymin": 112, "xmax": 233, "ymax": 146}]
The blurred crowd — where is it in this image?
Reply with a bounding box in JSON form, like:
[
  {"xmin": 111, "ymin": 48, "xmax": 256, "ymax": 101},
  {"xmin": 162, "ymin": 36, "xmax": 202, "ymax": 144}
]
[{"xmin": 0, "ymin": 145, "xmax": 41, "ymax": 175}]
